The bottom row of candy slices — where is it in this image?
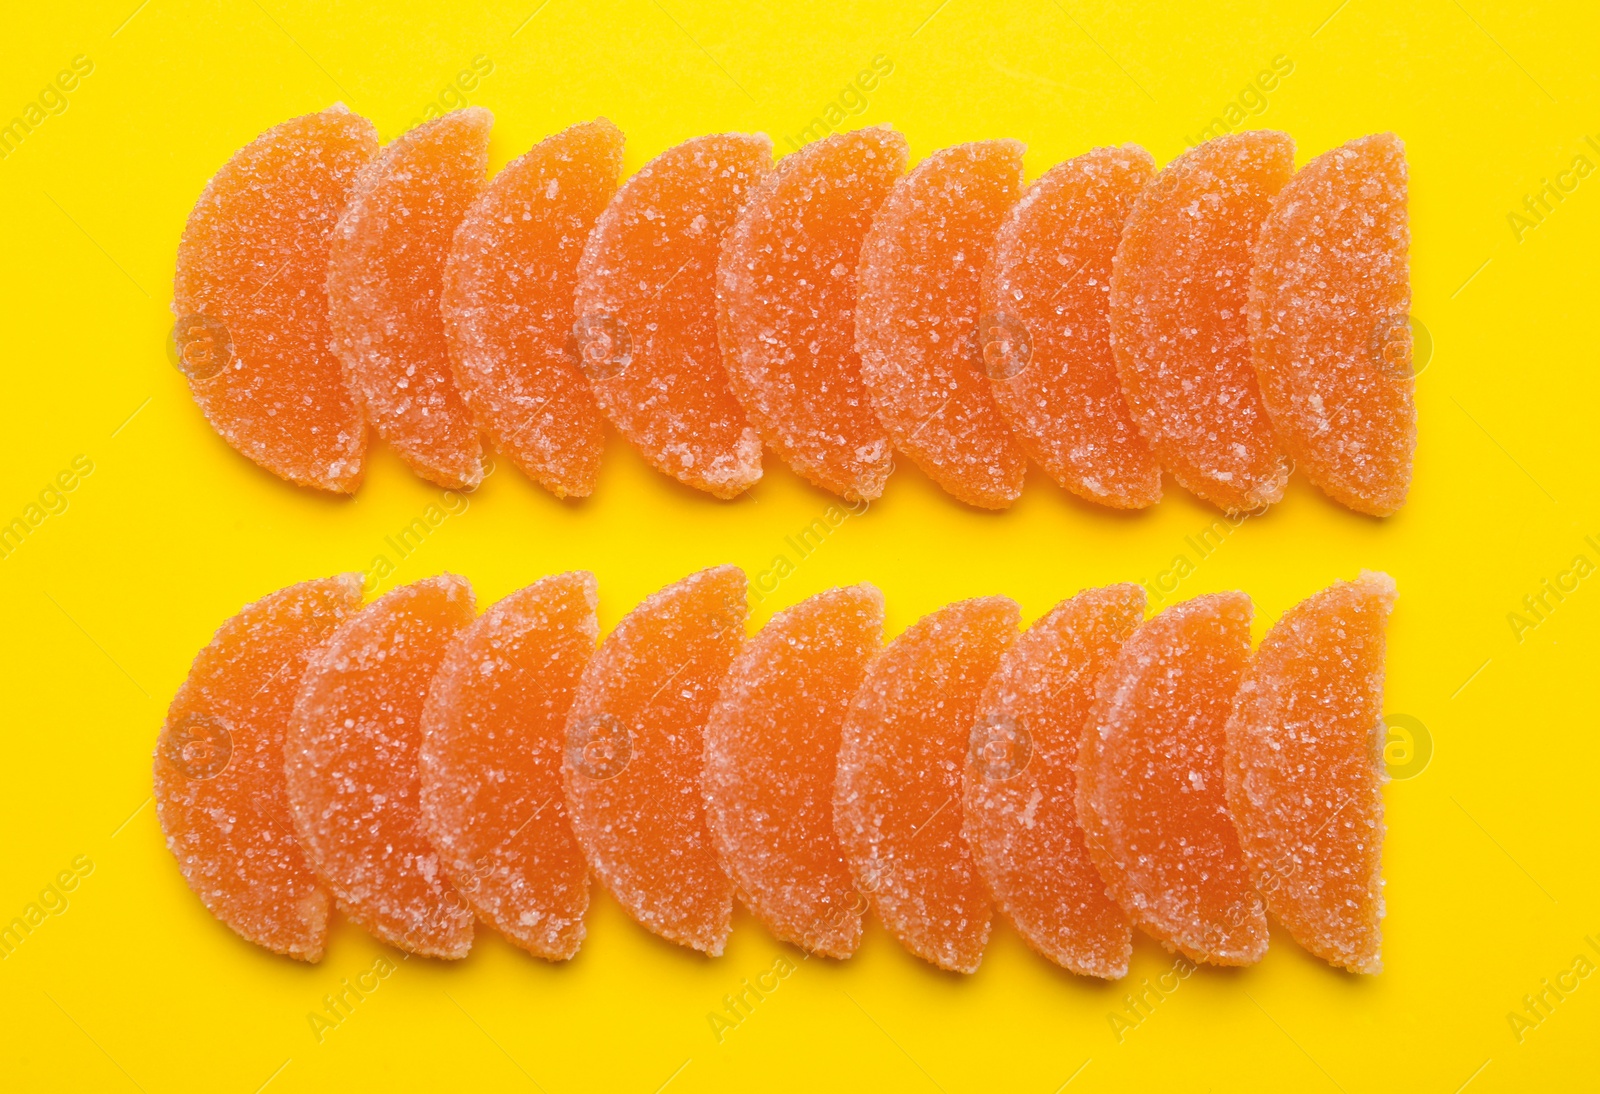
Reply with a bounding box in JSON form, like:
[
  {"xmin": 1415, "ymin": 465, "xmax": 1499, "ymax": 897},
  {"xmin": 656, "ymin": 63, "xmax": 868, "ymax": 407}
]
[{"xmin": 154, "ymin": 565, "xmax": 1394, "ymax": 978}]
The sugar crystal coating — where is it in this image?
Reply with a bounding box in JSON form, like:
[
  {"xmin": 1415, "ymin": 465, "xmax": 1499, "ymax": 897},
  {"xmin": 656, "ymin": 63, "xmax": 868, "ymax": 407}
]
[
  {"xmin": 1225, "ymin": 571, "xmax": 1395, "ymax": 973},
  {"xmin": 174, "ymin": 107, "xmax": 377, "ymax": 492},
  {"xmin": 442, "ymin": 120, "xmax": 623, "ymax": 498},
  {"xmin": 328, "ymin": 108, "xmax": 491, "ymax": 489},
  {"xmin": 983, "ymin": 147, "xmax": 1162, "ymax": 508},
  {"xmin": 1250, "ymin": 134, "xmax": 1414, "ymax": 516},
  {"xmin": 856, "ymin": 142, "xmax": 1029, "ymax": 509},
  {"xmin": 285, "ymin": 574, "xmax": 477, "ymax": 957},
  {"xmin": 704, "ymin": 584, "xmax": 884, "ymax": 958},
  {"xmin": 962, "ymin": 585, "xmax": 1143, "ymax": 978},
  {"xmin": 420, "ymin": 573, "xmax": 599, "ymax": 960},
  {"xmin": 562, "ymin": 566, "xmax": 746, "ymax": 953},
  {"xmin": 716, "ymin": 128, "xmax": 906, "ymax": 501},
  {"xmin": 1076, "ymin": 592, "xmax": 1267, "ymax": 964},
  {"xmin": 835, "ymin": 596, "xmax": 1018, "ymax": 972},
  {"xmin": 574, "ymin": 135, "xmax": 771, "ymax": 498},
  {"xmin": 154, "ymin": 574, "xmax": 363, "ymax": 961},
  {"xmin": 1109, "ymin": 132, "xmax": 1294, "ymax": 513}
]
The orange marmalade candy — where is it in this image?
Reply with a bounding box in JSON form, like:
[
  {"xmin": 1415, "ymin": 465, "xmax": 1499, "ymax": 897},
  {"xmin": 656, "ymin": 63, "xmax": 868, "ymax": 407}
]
[
  {"xmin": 1076, "ymin": 592, "xmax": 1266, "ymax": 965},
  {"xmin": 573, "ymin": 135, "xmax": 771, "ymax": 498},
  {"xmin": 442, "ymin": 120, "xmax": 623, "ymax": 498},
  {"xmin": 562, "ymin": 566, "xmax": 746, "ymax": 953},
  {"xmin": 1226, "ymin": 572, "xmax": 1396, "ymax": 973},
  {"xmin": 173, "ymin": 107, "xmax": 377, "ymax": 492},
  {"xmin": 1250, "ymin": 134, "xmax": 1414, "ymax": 516},
  {"xmin": 285, "ymin": 574, "xmax": 476, "ymax": 957},
  {"xmin": 716, "ymin": 128, "xmax": 906, "ymax": 501},
  {"xmin": 420, "ymin": 573, "xmax": 599, "ymax": 960},
  {"xmin": 982, "ymin": 147, "xmax": 1162, "ymax": 509},
  {"xmin": 857, "ymin": 142, "xmax": 1029, "ymax": 509},
  {"xmin": 704, "ymin": 585, "xmax": 884, "ymax": 958},
  {"xmin": 1109, "ymin": 132, "xmax": 1294, "ymax": 513},
  {"xmin": 836, "ymin": 597, "xmax": 1018, "ymax": 972},
  {"xmin": 962, "ymin": 585, "xmax": 1143, "ymax": 978},
  {"xmin": 328, "ymin": 108, "xmax": 491, "ymax": 489},
  {"xmin": 154, "ymin": 575, "xmax": 363, "ymax": 961}
]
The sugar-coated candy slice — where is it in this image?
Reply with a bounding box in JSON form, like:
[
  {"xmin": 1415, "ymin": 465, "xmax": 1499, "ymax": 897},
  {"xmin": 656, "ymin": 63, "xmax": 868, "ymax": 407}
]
[
  {"xmin": 562, "ymin": 566, "xmax": 746, "ymax": 953},
  {"xmin": 982, "ymin": 147, "xmax": 1162, "ymax": 509},
  {"xmin": 1077, "ymin": 592, "xmax": 1267, "ymax": 964},
  {"xmin": 836, "ymin": 597, "xmax": 1018, "ymax": 972},
  {"xmin": 328, "ymin": 108, "xmax": 491, "ymax": 489},
  {"xmin": 962, "ymin": 585, "xmax": 1143, "ymax": 979},
  {"xmin": 286, "ymin": 574, "xmax": 477, "ymax": 957},
  {"xmin": 705, "ymin": 584, "xmax": 884, "ymax": 958},
  {"xmin": 1250, "ymin": 134, "xmax": 1414, "ymax": 516},
  {"xmin": 173, "ymin": 107, "xmax": 377, "ymax": 492},
  {"xmin": 420, "ymin": 573, "xmax": 599, "ymax": 960},
  {"xmin": 573, "ymin": 135, "xmax": 771, "ymax": 498},
  {"xmin": 1109, "ymin": 132, "xmax": 1294, "ymax": 513},
  {"xmin": 154, "ymin": 575, "xmax": 364, "ymax": 961},
  {"xmin": 442, "ymin": 120, "xmax": 623, "ymax": 498},
  {"xmin": 1225, "ymin": 571, "xmax": 1396, "ymax": 973},
  {"xmin": 717, "ymin": 128, "xmax": 906, "ymax": 501},
  {"xmin": 857, "ymin": 142, "xmax": 1029, "ymax": 509}
]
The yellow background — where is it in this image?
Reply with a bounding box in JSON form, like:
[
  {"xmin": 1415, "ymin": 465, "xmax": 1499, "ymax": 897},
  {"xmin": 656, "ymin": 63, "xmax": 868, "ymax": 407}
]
[{"xmin": 2, "ymin": 1, "xmax": 1597, "ymax": 1090}]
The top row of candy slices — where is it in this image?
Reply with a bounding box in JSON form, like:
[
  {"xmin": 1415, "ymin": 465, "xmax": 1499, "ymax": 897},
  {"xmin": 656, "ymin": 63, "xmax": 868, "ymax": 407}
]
[{"xmin": 174, "ymin": 108, "xmax": 1411, "ymax": 516}]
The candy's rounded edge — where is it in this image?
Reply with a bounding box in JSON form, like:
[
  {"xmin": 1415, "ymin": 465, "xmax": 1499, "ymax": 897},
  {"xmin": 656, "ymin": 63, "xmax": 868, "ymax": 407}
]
[{"xmin": 152, "ymin": 572, "xmax": 366, "ymax": 962}]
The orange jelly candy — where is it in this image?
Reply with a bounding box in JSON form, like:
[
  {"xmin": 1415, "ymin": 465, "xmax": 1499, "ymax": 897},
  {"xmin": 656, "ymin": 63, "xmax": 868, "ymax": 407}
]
[
  {"xmin": 704, "ymin": 584, "xmax": 884, "ymax": 958},
  {"xmin": 1226, "ymin": 571, "xmax": 1396, "ymax": 973},
  {"xmin": 173, "ymin": 107, "xmax": 377, "ymax": 492},
  {"xmin": 1077, "ymin": 592, "xmax": 1267, "ymax": 964},
  {"xmin": 1250, "ymin": 134, "xmax": 1414, "ymax": 516},
  {"xmin": 982, "ymin": 146, "xmax": 1162, "ymax": 509},
  {"xmin": 285, "ymin": 574, "xmax": 477, "ymax": 957},
  {"xmin": 573, "ymin": 135, "xmax": 771, "ymax": 498},
  {"xmin": 836, "ymin": 597, "xmax": 1018, "ymax": 972},
  {"xmin": 328, "ymin": 108, "xmax": 491, "ymax": 489},
  {"xmin": 442, "ymin": 120, "xmax": 624, "ymax": 498},
  {"xmin": 562, "ymin": 566, "xmax": 746, "ymax": 953},
  {"xmin": 420, "ymin": 573, "xmax": 599, "ymax": 960},
  {"xmin": 154, "ymin": 575, "xmax": 363, "ymax": 961},
  {"xmin": 1109, "ymin": 132, "xmax": 1294, "ymax": 513},
  {"xmin": 716, "ymin": 128, "xmax": 906, "ymax": 501},
  {"xmin": 962, "ymin": 585, "xmax": 1143, "ymax": 978},
  {"xmin": 857, "ymin": 142, "xmax": 1029, "ymax": 509}
]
